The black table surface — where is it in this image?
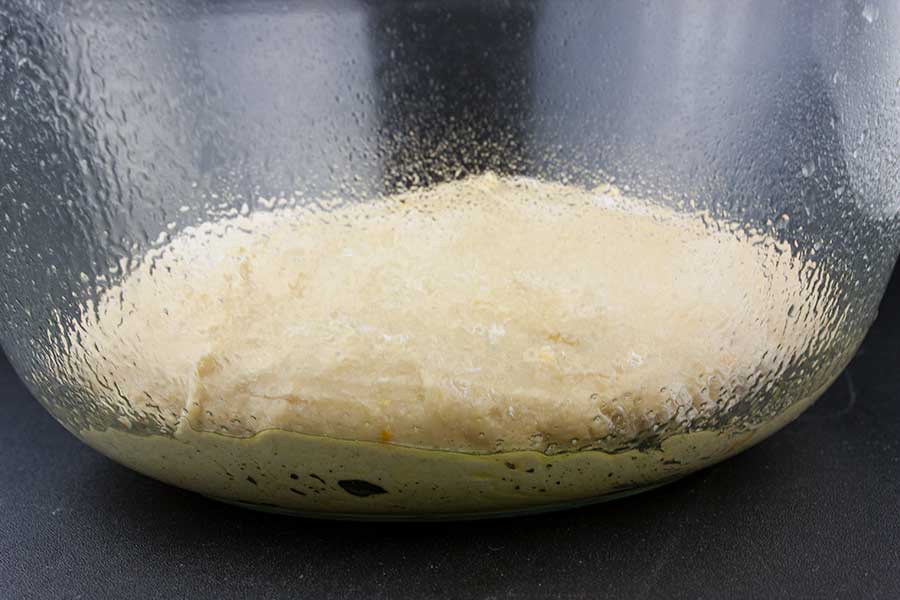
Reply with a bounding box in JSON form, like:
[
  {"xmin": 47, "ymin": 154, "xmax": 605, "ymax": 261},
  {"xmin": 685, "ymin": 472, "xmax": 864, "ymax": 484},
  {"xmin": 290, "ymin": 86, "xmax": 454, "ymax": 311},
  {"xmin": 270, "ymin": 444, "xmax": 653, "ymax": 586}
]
[{"xmin": 2, "ymin": 277, "xmax": 899, "ymax": 600}]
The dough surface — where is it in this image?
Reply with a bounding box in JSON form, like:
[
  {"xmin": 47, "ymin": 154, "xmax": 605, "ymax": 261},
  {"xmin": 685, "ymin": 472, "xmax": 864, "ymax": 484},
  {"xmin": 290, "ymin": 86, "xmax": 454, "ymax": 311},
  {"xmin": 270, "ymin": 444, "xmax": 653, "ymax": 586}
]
[{"xmin": 70, "ymin": 174, "xmax": 824, "ymax": 454}]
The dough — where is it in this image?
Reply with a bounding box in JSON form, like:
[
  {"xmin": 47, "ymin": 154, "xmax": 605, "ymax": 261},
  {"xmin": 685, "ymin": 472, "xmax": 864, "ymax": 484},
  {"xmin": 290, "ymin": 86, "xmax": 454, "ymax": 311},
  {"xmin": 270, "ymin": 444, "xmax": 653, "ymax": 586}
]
[
  {"xmin": 62, "ymin": 174, "xmax": 842, "ymax": 514},
  {"xmin": 70, "ymin": 173, "xmax": 824, "ymax": 451}
]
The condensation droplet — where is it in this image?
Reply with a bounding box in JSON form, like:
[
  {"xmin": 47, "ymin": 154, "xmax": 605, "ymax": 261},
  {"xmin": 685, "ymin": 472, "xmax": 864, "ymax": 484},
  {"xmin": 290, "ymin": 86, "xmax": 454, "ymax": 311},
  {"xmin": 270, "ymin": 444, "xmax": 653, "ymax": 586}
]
[
  {"xmin": 775, "ymin": 213, "xmax": 790, "ymax": 231},
  {"xmin": 862, "ymin": 3, "xmax": 879, "ymax": 24}
]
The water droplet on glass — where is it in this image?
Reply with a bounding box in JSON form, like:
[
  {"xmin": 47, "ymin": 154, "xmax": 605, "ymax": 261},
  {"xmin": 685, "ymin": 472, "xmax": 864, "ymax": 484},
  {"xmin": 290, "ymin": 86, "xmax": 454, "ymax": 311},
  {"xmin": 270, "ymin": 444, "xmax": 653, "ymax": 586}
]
[
  {"xmin": 862, "ymin": 4, "xmax": 879, "ymax": 23},
  {"xmin": 775, "ymin": 214, "xmax": 790, "ymax": 231}
]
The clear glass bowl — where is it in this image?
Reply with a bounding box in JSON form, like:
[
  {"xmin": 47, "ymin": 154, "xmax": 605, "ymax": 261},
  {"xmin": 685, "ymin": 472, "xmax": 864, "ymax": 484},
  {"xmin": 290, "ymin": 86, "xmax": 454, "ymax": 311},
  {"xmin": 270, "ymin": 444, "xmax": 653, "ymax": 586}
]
[{"xmin": 1, "ymin": 0, "xmax": 899, "ymax": 520}]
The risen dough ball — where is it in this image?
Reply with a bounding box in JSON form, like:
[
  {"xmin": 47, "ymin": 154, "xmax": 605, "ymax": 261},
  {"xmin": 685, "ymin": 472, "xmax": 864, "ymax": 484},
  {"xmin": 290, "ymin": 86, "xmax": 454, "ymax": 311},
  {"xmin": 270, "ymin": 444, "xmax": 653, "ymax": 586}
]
[{"xmin": 72, "ymin": 174, "xmax": 818, "ymax": 453}]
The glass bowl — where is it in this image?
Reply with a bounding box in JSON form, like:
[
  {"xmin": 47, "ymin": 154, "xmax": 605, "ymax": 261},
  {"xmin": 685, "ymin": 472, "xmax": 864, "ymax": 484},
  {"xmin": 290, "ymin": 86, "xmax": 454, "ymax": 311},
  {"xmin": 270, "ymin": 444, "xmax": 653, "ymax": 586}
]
[{"xmin": 1, "ymin": 0, "xmax": 899, "ymax": 520}]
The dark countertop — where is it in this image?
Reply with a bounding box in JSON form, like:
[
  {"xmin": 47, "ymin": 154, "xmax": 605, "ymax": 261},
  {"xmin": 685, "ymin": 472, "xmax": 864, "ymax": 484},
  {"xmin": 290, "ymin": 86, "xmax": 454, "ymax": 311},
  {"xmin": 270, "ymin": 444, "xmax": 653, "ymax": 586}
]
[{"xmin": 2, "ymin": 277, "xmax": 899, "ymax": 600}]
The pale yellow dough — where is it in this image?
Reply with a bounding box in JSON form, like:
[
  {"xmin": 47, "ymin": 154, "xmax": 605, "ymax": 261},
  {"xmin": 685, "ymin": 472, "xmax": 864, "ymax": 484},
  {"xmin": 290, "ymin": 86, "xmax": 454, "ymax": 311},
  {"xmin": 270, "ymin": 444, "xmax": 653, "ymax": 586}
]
[{"xmin": 65, "ymin": 174, "xmax": 838, "ymax": 514}]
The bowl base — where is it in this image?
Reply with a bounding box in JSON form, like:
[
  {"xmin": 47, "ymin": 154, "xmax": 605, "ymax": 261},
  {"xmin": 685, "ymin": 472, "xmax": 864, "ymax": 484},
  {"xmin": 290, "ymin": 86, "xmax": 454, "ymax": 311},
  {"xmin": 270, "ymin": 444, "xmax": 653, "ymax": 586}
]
[{"xmin": 203, "ymin": 479, "xmax": 676, "ymax": 521}]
